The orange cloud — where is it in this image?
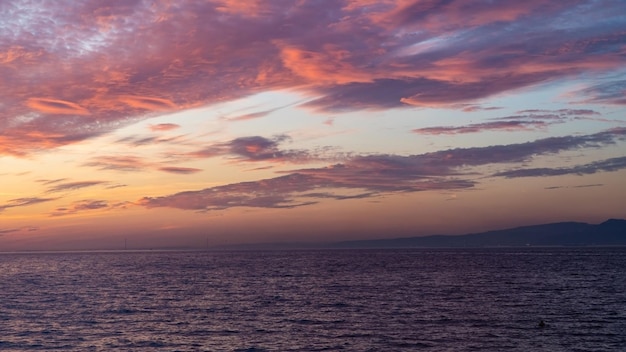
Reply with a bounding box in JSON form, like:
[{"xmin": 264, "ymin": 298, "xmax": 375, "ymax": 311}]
[
  {"xmin": 0, "ymin": 46, "xmax": 42, "ymax": 64},
  {"xmin": 26, "ymin": 98, "xmax": 90, "ymax": 115},
  {"xmin": 215, "ymin": 0, "xmax": 267, "ymax": 16},
  {"xmin": 117, "ymin": 95, "xmax": 177, "ymax": 111},
  {"xmin": 149, "ymin": 123, "xmax": 180, "ymax": 131},
  {"xmin": 0, "ymin": 131, "xmax": 94, "ymax": 156},
  {"xmin": 279, "ymin": 45, "xmax": 374, "ymax": 85}
]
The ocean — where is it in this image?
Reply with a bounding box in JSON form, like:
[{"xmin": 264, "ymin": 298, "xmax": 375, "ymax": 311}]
[{"xmin": 0, "ymin": 248, "xmax": 624, "ymax": 351}]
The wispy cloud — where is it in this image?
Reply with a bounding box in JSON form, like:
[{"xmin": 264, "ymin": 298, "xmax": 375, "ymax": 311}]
[
  {"xmin": 188, "ymin": 135, "xmax": 311, "ymax": 163},
  {"xmin": 149, "ymin": 123, "xmax": 181, "ymax": 132},
  {"xmin": 413, "ymin": 108, "xmax": 606, "ymax": 135},
  {"xmin": 49, "ymin": 199, "xmax": 130, "ymax": 217},
  {"xmin": 224, "ymin": 109, "xmax": 277, "ymax": 122},
  {"xmin": 84, "ymin": 155, "xmax": 153, "ymax": 172},
  {"xmin": 106, "ymin": 184, "xmax": 128, "ymax": 189},
  {"xmin": 458, "ymin": 105, "xmax": 503, "ymax": 112},
  {"xmin": 84, "ymin": 154, "xmax": 203, "ymax": 174},
  {"xmin": 515, "ymin": 109, "xmax": 600, "ymax": 117},
  {"xmin": 0, "ymin": 226, "xmax": 39, "ymax": 235},
  {"xmin": 413, "ymin": 120, "xmax": 548, "ymax": 135},
  {"xmin": 0, "ymin": 228, "xmax": 20, "ymax": 235},
  {"xmin": 115, "ymin": 134, "xmax": 187, "ymax": 147},
  {"xmin": 36, "ymin": 178, "xmax": 67, "ymax": 185},
  {"xmin": 137, "ymin": 171, "xmax": 468, "ymax": 212},
  {"xmin": 45, "ymin": 181, "xmax": 107, "ymax": 193},
  {"xmin": 222, "ymin": 100, "xmax": 305, "ymax": 122},
  {"xmin": 574, "ymin": 80, "xmax": 626, "ymax": 105},
  {"xmin": 545, "ymin": 183, "xmax": 604, "ymax": 190},
  {"xmin": 0, "ymin": 197, "xmax": 57, "ymax": 213},
  {"xmin": 139, "ymin": 128, "xmax": 626, "ymax": 212},
  {"xmin": 494, "ymin": 156, "xmax": 626, "ymax": 178},
  {"xmin": 158, "ymin": 167, "xmax": 202, "ymax": 175}
]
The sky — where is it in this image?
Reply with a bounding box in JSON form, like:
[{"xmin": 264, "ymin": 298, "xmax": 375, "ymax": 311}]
[{"xmin": 1, "ymin": 0, "xmax": 625, "ymax": 250}]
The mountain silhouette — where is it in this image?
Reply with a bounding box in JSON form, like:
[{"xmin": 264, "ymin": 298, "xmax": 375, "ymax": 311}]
[
  {"xmin": 214, "ymin": 219, "xmax": 626, "ymax": 250},
  {"xmin": 331, "ymin": 219, "xmax": 626, "ymax": 248}
]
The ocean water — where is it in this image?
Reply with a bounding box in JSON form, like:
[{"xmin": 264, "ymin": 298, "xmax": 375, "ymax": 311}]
[{"xmin": 0, "ymin": 248, "xmax": 624, "ymax": 351}]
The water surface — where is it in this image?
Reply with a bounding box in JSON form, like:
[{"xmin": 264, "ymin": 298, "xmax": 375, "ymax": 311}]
[{"xmin": 0, "ymin": 248, "xmax": 624, "ymax": 351}]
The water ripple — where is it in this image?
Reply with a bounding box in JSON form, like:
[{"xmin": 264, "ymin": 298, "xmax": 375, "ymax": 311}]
[{"xmin": 0, "ymin": 248, "xmax": 624, "ymax": 350}]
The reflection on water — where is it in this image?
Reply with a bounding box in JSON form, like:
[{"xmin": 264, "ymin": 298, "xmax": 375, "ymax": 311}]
[{"xmin": 0, "ymin": 248, "xmax": 624, "ymax": 351}]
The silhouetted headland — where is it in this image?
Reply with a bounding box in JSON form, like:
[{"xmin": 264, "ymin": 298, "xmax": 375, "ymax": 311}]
[
  {"xmin": 216, "ymin": 219, "xmax": 626, "ymax": 250},
  {"xmin": 331, "ymin": 219, "xmax": 626, "ymax": 249}
]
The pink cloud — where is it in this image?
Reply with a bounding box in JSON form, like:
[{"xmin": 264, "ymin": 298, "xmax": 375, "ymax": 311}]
[
  {"xmin": 26, "ymin": 98, "xmax": 90, "ymax": 115},
  {"xmin": 149, "ymin": 123, "xmax": 180, "ymax": 131},
  {"xmin": 117, "ymin": 95, "xmax": 177, "ymax": 111},
  {"xmin": 1, "ymin": 1, "xmax": 625, "ymax": 155}
]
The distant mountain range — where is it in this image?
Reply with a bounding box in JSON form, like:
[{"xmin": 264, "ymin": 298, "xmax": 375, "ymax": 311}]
[
  {"xmin": 331, "ymin": 219, "xmax": 626, "ymax": 248},
  {"xmin": 217, "ymin": 219, "xmax": 626, "ymax": 249}
]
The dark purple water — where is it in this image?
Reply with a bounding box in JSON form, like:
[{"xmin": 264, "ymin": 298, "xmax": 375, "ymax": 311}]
[{"xmin": 0, "ymin": 248, "xmax": 624, "ymax": 351}]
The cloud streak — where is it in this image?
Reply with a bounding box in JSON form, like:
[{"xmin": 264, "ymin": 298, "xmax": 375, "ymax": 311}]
[
  {"xmin": 413, "ymin": 120, "xmax": 549, "ymax": 135},
  {"xmin": 413, "ymin": 108, "xmax": 607, "ymax": 135},
  {"xmin": 138, "ymin": 173, "xmax": 474, "ymax": 211},
  {"xmin": 158, "ymin": 167, "xmax": 202, "ymax": 175},
  {"xmin": 45, "ymin": 181, "xmax": 107, "ymax": 193},
  {"xmin": 50, "ymin": 199, "xmax": 109, "ymax": 217},
  {"xmin": 139, "ymin": 128, "xmax": 626, "ymax": 212},
  {"xmin": 0, "ymin": 226, "xmax": 38, "ymax": 235},
  {"xmin": 49, "ymin": 199, "xmax": 131, "ymax": 217},
  {"xmin": 0, "ymin": 197, "xmax": 57, "ymax": 213},
  {"xmin": 84, "ymin": 155, "xmax": 201, "ymax": 174},
  {"xmin": 574, "ymin": 80, "xmax": 626, "ymax": 105},
  {"xmin": 494, "ymin": 156, "xmax": 626, "ymax": 178},
  {"xmin": 149, "ymin": 123, "xmax": 180, "ymax": 132}
]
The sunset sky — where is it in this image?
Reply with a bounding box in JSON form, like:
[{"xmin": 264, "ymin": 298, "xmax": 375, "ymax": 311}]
[{"xmin": 1, "ymin": 0, "xmax": 625, "ymax": 250}]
